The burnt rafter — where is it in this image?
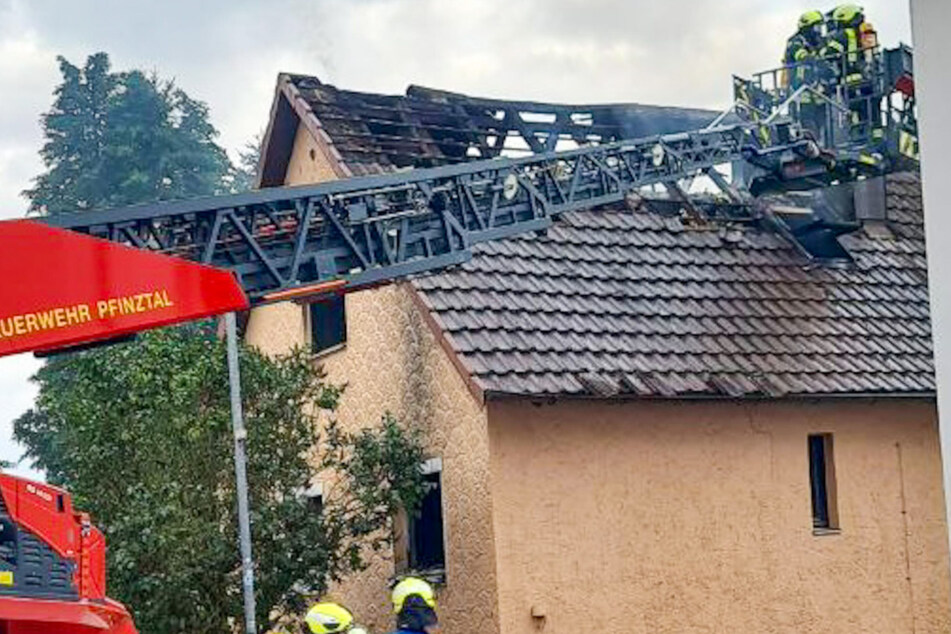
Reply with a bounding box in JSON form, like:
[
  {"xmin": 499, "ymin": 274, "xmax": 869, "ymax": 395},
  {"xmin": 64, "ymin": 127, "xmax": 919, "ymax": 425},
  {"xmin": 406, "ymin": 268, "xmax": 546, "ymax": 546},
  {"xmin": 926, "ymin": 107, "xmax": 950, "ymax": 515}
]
[
  {"xmin": 45, "ymin": 122, "xmax": 821, "ymax": 303},
  {"xmin": 286, "ymin": 76, "xmax": 723, "ymax": 168}
]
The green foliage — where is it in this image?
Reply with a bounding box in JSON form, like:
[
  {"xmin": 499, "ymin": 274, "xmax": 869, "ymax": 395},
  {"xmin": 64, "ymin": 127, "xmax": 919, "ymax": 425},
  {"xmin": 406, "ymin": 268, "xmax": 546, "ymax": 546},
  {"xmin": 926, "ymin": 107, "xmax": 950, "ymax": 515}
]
[
  {"xmin": 14, "ymin": 325, "xmax": 425, "ymax": 633},
  {"xmin": 230, "ymin": 133, "xmax": 264, "ymax": 193},
  {"xmin": 24, "ymin": 52, "xmax": 237, "ymax": 214}
]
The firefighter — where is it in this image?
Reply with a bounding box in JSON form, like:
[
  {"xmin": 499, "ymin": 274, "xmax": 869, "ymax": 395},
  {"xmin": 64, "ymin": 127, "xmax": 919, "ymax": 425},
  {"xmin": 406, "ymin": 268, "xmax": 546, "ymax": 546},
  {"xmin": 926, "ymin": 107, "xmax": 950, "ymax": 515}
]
[
  {"xmin": 784, "ymin": 10, "xmax": 825, "ymax": 72},
  {"xmin": 825, "ymin": 4, "xmax": 882, "ymax": 141},
  {"xmin": 305, "ymin": 602, "xmax": 369, "ymax": 634},
  {"xmin": 783, "ymin": 10, "xmax": 828, "ymax": 141},
  {"xmin": 387, "ymin": 577, "xmax": 439, "ymax": 633}
]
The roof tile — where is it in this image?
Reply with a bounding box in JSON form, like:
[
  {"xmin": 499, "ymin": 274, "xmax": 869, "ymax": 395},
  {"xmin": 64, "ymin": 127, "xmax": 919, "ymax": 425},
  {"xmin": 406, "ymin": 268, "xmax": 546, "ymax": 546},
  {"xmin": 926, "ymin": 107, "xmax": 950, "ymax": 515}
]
[{"xmin": 411, "ymin": 173, "xmax": 933, "ymax": 398}]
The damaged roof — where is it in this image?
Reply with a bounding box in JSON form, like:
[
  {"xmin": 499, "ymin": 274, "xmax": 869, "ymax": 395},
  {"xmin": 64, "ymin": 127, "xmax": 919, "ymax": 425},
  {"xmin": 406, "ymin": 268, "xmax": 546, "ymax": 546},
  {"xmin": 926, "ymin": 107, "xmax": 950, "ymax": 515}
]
[
  {"xmin": 413, "ymin": 172, "xmax": 933, "ymax": 399},
  {"xmin": 259, "ymin": 73, "xmax": 720, "ymax": 185},
  {"xmin": 258, "ymin": 73, "xmax": 932, "ymax": 399}
]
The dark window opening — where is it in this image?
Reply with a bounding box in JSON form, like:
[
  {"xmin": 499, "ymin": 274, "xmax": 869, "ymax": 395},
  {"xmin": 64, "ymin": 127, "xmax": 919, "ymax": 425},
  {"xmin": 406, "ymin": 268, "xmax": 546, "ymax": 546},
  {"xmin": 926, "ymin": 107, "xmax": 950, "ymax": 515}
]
[
  {"xmin": 0, "ymin": 518, "xmax": 17, "ymax": 566},
  {"xmin": 307, "ymin": 493, "xmax": 323, "ymax": 516},
  {"xmin": 409, "ymin": 471, "xmax": 445, "ymax": 572},
  {"xmin": 809, "ymin": 434, "xmax": 838, "ymax": 530},
  {"xmin": 309, "ymin": 296, "xmax": 346, "ymax": 354}
]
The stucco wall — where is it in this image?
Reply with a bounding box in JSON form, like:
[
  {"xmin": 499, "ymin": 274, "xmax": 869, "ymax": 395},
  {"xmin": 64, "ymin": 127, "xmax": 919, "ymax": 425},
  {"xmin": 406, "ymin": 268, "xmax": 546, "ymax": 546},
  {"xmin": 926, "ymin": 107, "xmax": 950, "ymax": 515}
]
[
  {"xmin": 284, "ymin": 121, "xmax": 340, "ymax": 186},
  {"xmin": 315, "ymin": 285, "xmax": 499, "ymax": 634},
  {"xmin": 487, "ymin": 397, "xmax": 951, "ymax": 633},
  {"xmin": 244, "ymin": 115, "xmax": 501, "ymax": 633}
]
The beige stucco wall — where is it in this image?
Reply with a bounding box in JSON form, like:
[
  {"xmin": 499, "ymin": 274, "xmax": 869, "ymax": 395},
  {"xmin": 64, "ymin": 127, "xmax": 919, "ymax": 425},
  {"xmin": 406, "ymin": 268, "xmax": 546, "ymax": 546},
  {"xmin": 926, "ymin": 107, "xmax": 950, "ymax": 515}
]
[
  {"xmin": 488, "ymin": 397, "xmax": 951, "ymax": 633},
  {"xmin": 315, "ymin": 285, "xmax": 499, "ymax": 634},
  {"xmin": 244, "ymin": 116, "xmax": 501, "ymax": 633},
  {"xmin": 284, "ymin": 122, "xmax": 340, "ymax": 186}
]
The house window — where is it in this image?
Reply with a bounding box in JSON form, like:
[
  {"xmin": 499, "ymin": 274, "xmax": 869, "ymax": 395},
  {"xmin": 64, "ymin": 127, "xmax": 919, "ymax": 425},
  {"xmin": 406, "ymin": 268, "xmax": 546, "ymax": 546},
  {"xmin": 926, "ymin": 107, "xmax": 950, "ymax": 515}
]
[
  {"xmin": 409, "ymin": 458, "xmax": 446, "ymax": 573},
  {"xmin": 307, "ymin": 296, "xmax": 346, "ymax": 354},
  {"xmin": 303, "ymin": 483, "xmax": 323, "ymax": 516},
  {"xmin": 808, "ymin": 434, "xmax": 838, "ymax": 531}
]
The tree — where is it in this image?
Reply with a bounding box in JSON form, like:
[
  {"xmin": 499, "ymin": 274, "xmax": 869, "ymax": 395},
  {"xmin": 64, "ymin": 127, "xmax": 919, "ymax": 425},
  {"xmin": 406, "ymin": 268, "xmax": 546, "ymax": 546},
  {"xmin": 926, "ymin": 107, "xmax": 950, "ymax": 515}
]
[
  {"xmin": 24, "ymin": 53, "xmax": 234, "ymax": 214},
  {"xmin": 15, "ymin": 53, "xmax": 418, "ymax": 632},
  {"xmin": 231, "ymin": 133, "xmax": 264, "ymax": 193},
  {"xmin": 14, "ymin": 325, "xmax": 425, "ymax": 633}
]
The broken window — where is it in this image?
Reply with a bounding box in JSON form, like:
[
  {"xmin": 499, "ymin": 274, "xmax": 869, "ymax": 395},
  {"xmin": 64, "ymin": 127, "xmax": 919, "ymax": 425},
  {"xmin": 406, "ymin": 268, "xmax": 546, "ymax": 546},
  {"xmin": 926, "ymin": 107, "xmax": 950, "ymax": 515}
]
[
  {"xmin": 307, "ymin": 296, "xmax": 346, "ymax": 354},
  {"xmin": 409, "ymin": 459, "xmax": 446, "ymax": 573},
  {"xmin": 302, "ymin": 483, "xmax": 323, "ymax": 516}
]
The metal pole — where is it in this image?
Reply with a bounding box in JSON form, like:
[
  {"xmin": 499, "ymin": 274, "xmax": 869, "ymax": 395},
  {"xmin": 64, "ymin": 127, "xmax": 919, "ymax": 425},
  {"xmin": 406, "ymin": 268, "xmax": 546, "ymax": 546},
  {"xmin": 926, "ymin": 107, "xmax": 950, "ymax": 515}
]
[{"xmin": 225, "ymin": 311, "xmax": 257, "ymax": 634}]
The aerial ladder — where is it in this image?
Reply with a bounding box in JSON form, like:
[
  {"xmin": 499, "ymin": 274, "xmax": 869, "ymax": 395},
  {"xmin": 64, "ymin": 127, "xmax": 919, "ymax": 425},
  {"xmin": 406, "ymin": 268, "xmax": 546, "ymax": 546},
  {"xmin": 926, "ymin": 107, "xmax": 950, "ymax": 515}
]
[
  {"xmin": 0, "ymin": 43, "xmax": 916, "ymax": 633},
  {"xmin": 44, "ymin": 45, "xmax": 918, "ymax": 302}
]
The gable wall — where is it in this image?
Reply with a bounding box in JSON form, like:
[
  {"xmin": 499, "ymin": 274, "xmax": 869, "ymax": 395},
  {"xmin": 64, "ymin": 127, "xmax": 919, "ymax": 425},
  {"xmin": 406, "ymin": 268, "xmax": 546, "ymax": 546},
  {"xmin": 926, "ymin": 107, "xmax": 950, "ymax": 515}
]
[{"xmin": 244, "ymin": 116, "xmax": 500, "ymax": 634}]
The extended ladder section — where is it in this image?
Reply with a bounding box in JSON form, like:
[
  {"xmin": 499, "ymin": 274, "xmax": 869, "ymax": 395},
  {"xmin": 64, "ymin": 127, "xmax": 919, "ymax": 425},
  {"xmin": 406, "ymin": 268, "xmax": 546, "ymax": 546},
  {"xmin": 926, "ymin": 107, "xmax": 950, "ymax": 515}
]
[{"xmin": 45, "ymin": 120, "xmax": 838, "ymax": 303}]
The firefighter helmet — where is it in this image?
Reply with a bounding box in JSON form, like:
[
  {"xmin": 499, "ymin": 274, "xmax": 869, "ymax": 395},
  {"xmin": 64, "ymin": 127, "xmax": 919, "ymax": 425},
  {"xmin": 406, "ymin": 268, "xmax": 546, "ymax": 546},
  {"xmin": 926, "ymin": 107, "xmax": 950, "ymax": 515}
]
[
  {"xmin": 832, "ymin": 4, "xmax": 864, "ymax": 25},
  {"xmin": 391, "ymin": 576, "xmax": 437, "ymax": 614},
  {"xmin": 305, "ymin": 602, "xmax": 354, "ymax": 634},
  {"xmin": 798, "ymin": 10, "xmax": 823, "ymax": 31}
]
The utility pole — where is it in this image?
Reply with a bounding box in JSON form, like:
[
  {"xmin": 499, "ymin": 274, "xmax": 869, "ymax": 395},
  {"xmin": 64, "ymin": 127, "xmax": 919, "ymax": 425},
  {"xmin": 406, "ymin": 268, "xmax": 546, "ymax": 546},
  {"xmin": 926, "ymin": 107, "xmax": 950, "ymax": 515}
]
[{"xmin": 225, "ymin": 311, "xmax": 257, "ymax": 633}]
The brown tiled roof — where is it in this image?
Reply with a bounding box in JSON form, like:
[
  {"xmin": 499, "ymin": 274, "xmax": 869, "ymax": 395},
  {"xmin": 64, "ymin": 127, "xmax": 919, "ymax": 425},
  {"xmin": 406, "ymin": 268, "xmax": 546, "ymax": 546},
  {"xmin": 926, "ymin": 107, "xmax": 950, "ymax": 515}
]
[
  {"xmin": 280, "ymin": 74, "xmax": 719, "ymax": 177},
  {"xmin": 413, "ymin": 172, "xmax": 933, "ymax": 398}
]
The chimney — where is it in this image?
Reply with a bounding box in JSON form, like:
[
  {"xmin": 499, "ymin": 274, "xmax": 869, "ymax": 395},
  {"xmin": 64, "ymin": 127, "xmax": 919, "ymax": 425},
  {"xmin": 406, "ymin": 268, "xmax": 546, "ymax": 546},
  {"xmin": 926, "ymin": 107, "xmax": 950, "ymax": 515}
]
[
  {"xmin": 815, "ymin": 176, "xmax": 888, "ymax": 225},
  {"xmin": 852, "ymin": 176, "xmax": 887, "ymax": 222}
]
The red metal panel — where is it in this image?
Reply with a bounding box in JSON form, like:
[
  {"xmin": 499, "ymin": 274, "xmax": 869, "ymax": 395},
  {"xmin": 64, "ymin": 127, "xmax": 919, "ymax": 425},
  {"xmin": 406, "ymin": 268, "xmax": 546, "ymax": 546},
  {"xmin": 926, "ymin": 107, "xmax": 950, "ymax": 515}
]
[
  {"xmin": 0, "ymin": 220, "xmax": 248, "ymax": 358},
  {"xmin": 0, "ymin": 596, "xmax": 136, "ymax": 632},
  {"xmin": 0, "ymin": 475, "xmax": 78, "ymax": 559},
  {"xmin": 81, "ymin": 523, "xmax": 107, "ymax": 600}
]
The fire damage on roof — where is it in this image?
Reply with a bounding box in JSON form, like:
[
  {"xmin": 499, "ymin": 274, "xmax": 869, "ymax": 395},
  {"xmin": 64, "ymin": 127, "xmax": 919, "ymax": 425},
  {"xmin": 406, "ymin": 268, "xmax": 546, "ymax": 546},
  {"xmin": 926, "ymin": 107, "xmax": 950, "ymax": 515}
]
[
  {"xmin": 259, "ymin": 74, "xmax": 932, "ymax": 400},
  {"xmin": 259, "ymin": 73, "xmax": 721, "ymax": 184}
]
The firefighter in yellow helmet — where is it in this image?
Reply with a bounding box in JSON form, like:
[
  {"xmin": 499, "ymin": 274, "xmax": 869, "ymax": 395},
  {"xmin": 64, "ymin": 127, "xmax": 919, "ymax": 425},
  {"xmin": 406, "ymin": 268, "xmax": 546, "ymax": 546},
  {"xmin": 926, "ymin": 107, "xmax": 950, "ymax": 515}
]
[
  {"xmin": 305, "ymin": 602, "xmax": 369, "ymax": 634},
  {"xmin": 387, "ymin": 577, "xmax": 438, "ymax": 633},
  {"xmin": 782, "ymin": 10, "xmax": 828, "ymax": 140},
  {"xmin": 826, "ymin": 5, "xmax": 876, "ymax": 83},
  {"xmin": 784, "ymin": 10, "xmax": 824, "ymax": 71},
  {"xmin": 825, "ymin": 4, "xmax": 882, "ymax": 141}
]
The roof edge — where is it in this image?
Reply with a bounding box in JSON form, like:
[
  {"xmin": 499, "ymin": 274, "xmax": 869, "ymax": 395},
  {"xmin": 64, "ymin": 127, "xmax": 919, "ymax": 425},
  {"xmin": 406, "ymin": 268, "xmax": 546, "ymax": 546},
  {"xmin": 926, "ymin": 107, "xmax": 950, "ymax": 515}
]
[
  {"xmin": 407, "ymin": 283, "xmax": 486, "ymax": 406},
  {"xmin": 256, "ymin": 74, "xmax": 353, "ymax": 188},
  {"xmin": 483, "ymin": 390, "xmax": 937, "ymax": 403},
  {"xmin": 280, "ymin": 76, "xmax": 353, "ymax": 180}
]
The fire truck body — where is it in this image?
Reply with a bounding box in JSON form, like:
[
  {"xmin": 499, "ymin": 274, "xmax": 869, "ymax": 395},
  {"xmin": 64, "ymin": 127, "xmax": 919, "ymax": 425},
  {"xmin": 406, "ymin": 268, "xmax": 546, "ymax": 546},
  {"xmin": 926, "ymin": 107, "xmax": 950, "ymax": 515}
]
[{"xmin": 0, "ymin": 474, "xmax": 136, "ymax": 633}]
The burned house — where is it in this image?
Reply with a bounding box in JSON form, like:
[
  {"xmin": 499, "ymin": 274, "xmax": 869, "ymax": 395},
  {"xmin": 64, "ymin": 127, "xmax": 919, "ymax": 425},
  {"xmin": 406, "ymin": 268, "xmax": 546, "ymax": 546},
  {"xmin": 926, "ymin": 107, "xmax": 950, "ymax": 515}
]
[{"xmin": 246, "ymin": 74, "xmax": 950, "ymax": 633}]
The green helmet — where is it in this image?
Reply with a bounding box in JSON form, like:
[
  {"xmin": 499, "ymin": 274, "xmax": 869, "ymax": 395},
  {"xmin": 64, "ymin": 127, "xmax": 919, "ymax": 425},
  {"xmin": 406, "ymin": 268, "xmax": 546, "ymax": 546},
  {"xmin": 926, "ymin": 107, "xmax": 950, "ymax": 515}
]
[
  {"xmin": 798, "ymin": 10, "xmax": 823, "ymax": 31},
  {"xmin": 832, "ymin": 4, "xmax": 864, "ymax": 25}
]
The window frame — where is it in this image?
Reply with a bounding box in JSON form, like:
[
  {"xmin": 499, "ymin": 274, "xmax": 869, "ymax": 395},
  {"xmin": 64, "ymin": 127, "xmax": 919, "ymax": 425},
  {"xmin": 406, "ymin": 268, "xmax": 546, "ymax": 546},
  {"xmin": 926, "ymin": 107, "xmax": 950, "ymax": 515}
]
[
  {"xmin": 404, "ymin": 457, "xmax": 447, "ymax": 581},
  {"xmin": 302, "ymin": 482, "xmax": 324, "ymax": 516},
  {"xmin": 808, "ymin": 433, "xmax": 839, "ymax": 534},
  {"xmin": 304, "ymin": 295, "xmax": 347, "ymax": 356}
]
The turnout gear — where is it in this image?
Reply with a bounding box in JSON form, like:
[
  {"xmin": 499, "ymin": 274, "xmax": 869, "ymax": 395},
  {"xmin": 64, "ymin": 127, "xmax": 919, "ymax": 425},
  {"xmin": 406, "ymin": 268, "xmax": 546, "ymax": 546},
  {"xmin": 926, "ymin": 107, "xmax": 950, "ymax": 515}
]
[
  {"xmin": 783, "ymin": 10, "xmax": 825, "ymax": 94},
  {"xmin": 782, "ymin": 9, "xmax": 831, "ymax": 140},
  {"xmin": 784, "ymin": 9, "xmax": 824, "ymax": 70},
  {"xmin": 826, "ymin": 4, "xmax": 881, "ymax": 139},
  {"xmin": 827, "ymin": 4, "xmax": 874, "ymax": 84}
]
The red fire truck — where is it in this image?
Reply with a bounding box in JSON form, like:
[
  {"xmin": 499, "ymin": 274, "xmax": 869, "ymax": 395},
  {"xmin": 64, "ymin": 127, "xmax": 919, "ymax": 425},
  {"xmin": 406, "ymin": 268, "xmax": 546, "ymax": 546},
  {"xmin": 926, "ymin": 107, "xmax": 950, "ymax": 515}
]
[{"xmin": 0, "ymin": 473, "xmax": 136, "ymax": 634}]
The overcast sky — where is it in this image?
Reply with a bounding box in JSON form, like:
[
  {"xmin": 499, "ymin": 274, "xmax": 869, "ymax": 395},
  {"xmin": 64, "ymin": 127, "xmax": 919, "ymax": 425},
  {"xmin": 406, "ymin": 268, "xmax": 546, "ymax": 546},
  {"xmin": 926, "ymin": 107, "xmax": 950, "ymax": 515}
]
[{"xmin": 0, "ymin": 0, "xmax": 913, "ymax": 479}]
